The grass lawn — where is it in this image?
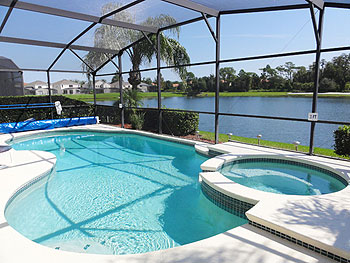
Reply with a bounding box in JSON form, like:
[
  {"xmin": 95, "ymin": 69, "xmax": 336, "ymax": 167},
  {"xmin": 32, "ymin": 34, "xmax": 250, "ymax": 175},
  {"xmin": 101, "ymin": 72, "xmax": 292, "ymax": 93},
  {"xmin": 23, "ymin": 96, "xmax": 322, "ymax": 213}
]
[
  {"xmin": 198, "ymin": 130, "xmax": 349, "ymax": 160},
  {"xmin": 64, "ymin": 92, "xmax": 185, "ymax": 102}
]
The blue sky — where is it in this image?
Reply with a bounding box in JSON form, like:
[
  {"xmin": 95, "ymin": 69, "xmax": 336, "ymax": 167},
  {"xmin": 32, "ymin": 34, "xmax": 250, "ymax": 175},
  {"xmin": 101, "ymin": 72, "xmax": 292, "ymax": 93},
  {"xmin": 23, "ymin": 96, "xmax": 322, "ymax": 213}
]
[{"xmin": 0, "ymin": 2, "xmax": 349, "ymax": 83}]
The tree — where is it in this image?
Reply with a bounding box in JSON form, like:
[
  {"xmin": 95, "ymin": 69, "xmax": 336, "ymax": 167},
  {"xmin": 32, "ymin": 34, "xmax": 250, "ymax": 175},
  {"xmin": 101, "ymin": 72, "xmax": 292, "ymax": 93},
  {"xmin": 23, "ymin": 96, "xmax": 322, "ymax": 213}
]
[
  {"xmin": 113, "ymin": 88, "xmax": 142, "ymax": 108},
  {"xmin": 202, "ymin": 74, "xmax": 215, "ymax": 92},
  {"xmin": 276, "ymin": 62, "xmax": 299, "ymax": 82},
  {"xmin": 260, "ymin": 64, "xmax": 277, "ymax": 80},
  {"xmin": 250, "ymin": 73, "xmax": 260, "ymax": 90},
  {"xmin": 111, "ymin": 74, "xmax": 119, "ymax": 83},
  {"xmin": 319, "ymin": 78, "xmax": 339, "ymax": 92},
  {"xmin": 219, "ymin": 67, "xmax": 236, "ymax": 91},
  {"xmin": 185, "ymin": 72, "xmax": 195, "ymax": 84},
  {"xmin": 323, "ymin": 54, "xmax": 350, "ymax": 91},
  {"xmin": 142, "ymin": 77, "xmax": 152, "ymax": 85},
  {"xmin": 233, "ymin": 70, "xmax": 252, "ymax": 92},
  {"xmin": 293, "ymin": 66, "xmax": 312, "ymax": 84},
  {"xmin": 83, "ymin": 3, "xmax": 190, "ymax": 90},
  {"xmin": 163, "ymin": 80, "xmax": 173, "ymax": 91}
]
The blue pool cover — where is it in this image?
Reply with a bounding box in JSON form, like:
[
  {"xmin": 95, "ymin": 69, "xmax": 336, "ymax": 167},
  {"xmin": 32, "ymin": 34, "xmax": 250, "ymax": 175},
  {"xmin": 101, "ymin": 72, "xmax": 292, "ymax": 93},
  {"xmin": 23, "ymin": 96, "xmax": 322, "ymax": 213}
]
[{"xmin": 0, "ymin": 117, "xmax": 98, "ymax": 133}]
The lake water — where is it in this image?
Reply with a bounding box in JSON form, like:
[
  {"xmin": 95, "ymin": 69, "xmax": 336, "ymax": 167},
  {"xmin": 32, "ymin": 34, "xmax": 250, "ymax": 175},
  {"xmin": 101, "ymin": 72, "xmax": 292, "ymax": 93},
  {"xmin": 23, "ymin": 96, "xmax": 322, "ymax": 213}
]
[{"xmin": 96, "ymin": 96, "xmax": 350, "ymax": 149}]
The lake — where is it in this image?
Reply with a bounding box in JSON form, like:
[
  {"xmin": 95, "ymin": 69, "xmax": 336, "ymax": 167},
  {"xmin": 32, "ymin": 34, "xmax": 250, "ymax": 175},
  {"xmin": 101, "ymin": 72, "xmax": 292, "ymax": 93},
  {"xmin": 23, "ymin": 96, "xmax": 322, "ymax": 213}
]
[{"xmin": 95, "ymin": 96, "xmax": 350, "ymax": 149}]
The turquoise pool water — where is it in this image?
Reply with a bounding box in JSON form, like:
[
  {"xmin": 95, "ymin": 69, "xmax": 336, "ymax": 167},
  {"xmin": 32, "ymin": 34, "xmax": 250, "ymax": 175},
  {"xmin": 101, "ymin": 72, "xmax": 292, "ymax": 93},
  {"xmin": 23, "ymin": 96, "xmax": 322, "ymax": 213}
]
[
  {"xmin": 220, "ymin": 159, "xmax": 347, "ymax": 195},
  {"xmin": 5, "ymin": 132, "xmax": 246, "ymax": 255}
]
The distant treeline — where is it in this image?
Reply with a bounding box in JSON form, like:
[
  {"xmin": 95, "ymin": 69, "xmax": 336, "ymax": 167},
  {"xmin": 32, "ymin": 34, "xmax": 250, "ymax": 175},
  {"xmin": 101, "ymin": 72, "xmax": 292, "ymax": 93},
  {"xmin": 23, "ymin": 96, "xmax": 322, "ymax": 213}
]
[{"xmin": 141, "ymin": 53, "xmax": 350, "ymax": 94}]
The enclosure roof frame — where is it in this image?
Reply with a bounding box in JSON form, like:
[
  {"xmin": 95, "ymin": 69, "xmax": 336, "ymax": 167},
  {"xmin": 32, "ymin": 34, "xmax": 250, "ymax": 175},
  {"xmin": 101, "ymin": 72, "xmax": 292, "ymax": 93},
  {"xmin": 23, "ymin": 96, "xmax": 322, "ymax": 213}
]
[{"xmin": 0, "ymin": 0, "xmax": 348, "ymax": 73}]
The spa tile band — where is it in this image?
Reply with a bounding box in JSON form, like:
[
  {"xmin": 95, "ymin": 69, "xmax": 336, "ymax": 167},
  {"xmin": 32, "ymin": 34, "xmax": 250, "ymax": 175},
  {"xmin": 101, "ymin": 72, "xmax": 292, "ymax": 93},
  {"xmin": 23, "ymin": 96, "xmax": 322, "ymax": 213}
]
[{"xmin": 201, "ymin": 180, "xmax": 254, "ymax": 219}]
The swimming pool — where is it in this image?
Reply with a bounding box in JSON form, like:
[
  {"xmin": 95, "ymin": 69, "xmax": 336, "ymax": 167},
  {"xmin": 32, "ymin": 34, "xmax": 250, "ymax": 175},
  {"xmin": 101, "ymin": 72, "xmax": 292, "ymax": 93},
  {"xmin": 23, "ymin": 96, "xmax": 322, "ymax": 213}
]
[
  {"xmin": 220, "ymin": 158, "xmax": 347, "ymax": 195},
  {"xmin": 5, "ymin": 131, "xmax": 246, "ymax": 255}
]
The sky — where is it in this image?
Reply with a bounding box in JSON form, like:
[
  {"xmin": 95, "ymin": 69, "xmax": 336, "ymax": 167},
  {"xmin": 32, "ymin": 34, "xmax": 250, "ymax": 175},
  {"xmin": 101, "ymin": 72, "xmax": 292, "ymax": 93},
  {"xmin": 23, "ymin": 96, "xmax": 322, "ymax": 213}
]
[{"xmin": 0, "ymin": 1, "xmax": 349, "ymax": 83}]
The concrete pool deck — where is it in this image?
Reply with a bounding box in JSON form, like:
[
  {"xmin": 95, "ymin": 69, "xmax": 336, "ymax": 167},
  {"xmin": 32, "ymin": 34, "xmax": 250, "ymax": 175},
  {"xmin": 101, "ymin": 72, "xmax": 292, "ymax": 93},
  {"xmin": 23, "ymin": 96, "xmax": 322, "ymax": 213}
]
[
  {"xmin": 0, "ymin": 124, "xmax": 348, "ymax": 262},
  {"xmin": 201, "ymin": 141, "xmax": 350, "ymax": 262}
]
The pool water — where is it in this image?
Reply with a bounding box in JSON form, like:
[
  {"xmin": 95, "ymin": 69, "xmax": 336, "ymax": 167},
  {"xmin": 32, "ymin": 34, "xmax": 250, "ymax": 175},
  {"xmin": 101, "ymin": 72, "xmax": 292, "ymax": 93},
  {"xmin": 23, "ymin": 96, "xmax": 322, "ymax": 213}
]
[
  {"xmin": 5, "ymin": 132, "xmax": 247, "ymax": 255},
  {"xmin": 220, "ymin": 159, "xmax": 347, "ymax": 195}
]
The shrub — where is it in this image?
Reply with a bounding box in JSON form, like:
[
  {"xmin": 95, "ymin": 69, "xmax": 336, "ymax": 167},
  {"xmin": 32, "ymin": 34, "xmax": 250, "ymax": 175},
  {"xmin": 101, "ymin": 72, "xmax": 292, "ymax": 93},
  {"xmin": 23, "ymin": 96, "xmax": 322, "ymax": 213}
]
[
  {"xmin": 142, "ymin": 109, "xmax": 199, "ymax": 136},
  {"xmin": 162, "ymin": 110, "xmax": 199, "ymax": 136},
  {"xmin": 130, "ymin": 111, "xmax": 145, "ymax": 130},
  {"xmin": 334, "ymin": 125, "xmax": 350, "ymax": 156},
  {"xmin": 96, "ymin": 105, "xmax": 121, "ymax": 124},
  {"xmin": 0, "ymin": 95, "xmax": 93, "ymax": 123}
]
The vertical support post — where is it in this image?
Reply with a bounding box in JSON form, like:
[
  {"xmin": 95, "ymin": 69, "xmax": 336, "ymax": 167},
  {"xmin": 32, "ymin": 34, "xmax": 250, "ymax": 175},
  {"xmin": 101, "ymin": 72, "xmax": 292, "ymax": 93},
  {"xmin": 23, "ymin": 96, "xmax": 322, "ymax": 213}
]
[
  {"xmin": 92, "ymin": 73, "xmax": 97, "ymax": 115},
  {"xmin": 157, "ymin": 31, "xmax": 162, "ymax": 134},
  {"xmin": 215, "ymin": 15, "xmax": 221, "ymax": 144},
  {"xmin": 118, "ymin": 53, "xmax": 124, "ymax": 128},
  {"xmin": 46, "ymin": 70, "xmax": 53, "ymax": 119},
  {"xmin": 309, "ymin": 7, "xmax": 324, "ymax": 155}
]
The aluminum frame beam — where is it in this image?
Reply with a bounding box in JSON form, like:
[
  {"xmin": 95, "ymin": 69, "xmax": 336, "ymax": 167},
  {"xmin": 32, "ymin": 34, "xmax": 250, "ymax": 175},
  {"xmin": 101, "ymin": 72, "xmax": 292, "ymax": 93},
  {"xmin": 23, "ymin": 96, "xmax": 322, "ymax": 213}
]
[
  {"xmin": 92, "ymin": 73, "xmax": 97, "ymax": 107},
  {"xmin": 104, "ymin": 54, "xmax": 119, "ymax": 71},
  {"xmin": 47, "ymin": 1, "xmax": 144, "ymax": 72},
  {"xmin": 118, "ymin": 54, "xmax": 124, "ymax": 128},
  {"xmin": 305, "ymin": 0, "xmax": 324, "ymax": 10},
  {"xmin": 161, "ymin": 0, "xmax": 219, "ymax": 17},
  {"xmin": 0, "ymin": 36, "xmax": 119, "ymax": 54},
  {"xmin": 325, "ymin": 2, "xmax": 350, "ymax": 9},
  {"xmin": 0, "ymin": 0, "xmax": 17, "ymax": 33},
  {"xmin": 93, "ymin": 32, "xmax": 154, "ymax": 74},
  {"xmin": 69, "ymin": 49, "xmax": 94, "ymax": 72},
  {"xmin": 202, "ymin": 13, "xmax": 217, "ymax": 42},
  {"xmin": 0, "ymin": 68, "xmax": 88, "ymax": 73},
  {"xmin": 141, "ymin": 31, "xmax": 157, "ymax": 53},
  {"xmin": 157, "ymin": 32, "xmax": 162, "ymax": 134},
  {"xmin": 309, "ymin": 4, "xmax": 321, "ymax": 45},
  {"xmin": 308, "ymin": 6, "xmax": 324, "ymax": 155},
  {"xmin": 0, "ymin": 0, "xmax": 158, "ymax": 33},
  {"xmin": 215, "ymin": 15, "xmax": 220, "ymax": 144}
]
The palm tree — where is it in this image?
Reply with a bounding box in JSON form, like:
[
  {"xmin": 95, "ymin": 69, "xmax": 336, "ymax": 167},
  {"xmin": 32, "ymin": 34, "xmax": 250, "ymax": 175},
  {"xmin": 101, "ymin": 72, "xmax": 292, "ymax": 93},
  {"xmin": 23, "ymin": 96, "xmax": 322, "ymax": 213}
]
[{"xmin": 83, "ymin": 2, "xmax": 190, "ymax": 90}]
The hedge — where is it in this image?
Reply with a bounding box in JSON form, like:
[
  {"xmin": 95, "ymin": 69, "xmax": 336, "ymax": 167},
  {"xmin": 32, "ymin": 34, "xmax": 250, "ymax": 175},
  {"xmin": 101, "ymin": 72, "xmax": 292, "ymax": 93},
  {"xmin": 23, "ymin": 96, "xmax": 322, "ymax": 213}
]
[
  {"xmin": 334, "ymin": 125, "xmax": 350, "ymax": 156},
  {"xmin": 142, "ymin": 109, "xmax": 199, "ymax": 136},
  {"xmin": 0, "ymin": 95, "xmax": 93, "ymax": 123},
  {"xmin": 0, "ymin": 96, "xmax": 199, "ymax": 136},
  {"xmin": 95, "ymin": 106, "xmax": 198, "ymax": 136}
]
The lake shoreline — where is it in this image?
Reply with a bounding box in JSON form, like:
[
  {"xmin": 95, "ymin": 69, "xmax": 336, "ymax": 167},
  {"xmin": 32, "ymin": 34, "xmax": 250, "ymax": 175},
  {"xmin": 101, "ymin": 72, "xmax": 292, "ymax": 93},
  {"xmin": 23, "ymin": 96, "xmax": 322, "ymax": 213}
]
[{"xmin": 66, "ymin": 91, "xmax": 350, "ymax": 102}]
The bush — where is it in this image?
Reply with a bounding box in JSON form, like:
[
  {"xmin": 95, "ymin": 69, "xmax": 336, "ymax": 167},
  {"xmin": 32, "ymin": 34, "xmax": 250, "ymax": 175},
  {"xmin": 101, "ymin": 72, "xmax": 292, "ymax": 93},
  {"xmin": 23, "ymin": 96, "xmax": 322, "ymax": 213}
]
[
  {"xmin": 130, "ymin": 111, "xmax": 145, "ymax": 130},
  {"xmin": 142, "ymin": 109, "xmax": 199, "ymax": 136},
  {"xmin": 162, "ymin": 110, "xmax": 199, "ymax": 136},
  {"xmin": 0, "ymin": 95, "xmax": 93, "ymax": 123},
  {"xmin": 334, "ymin": 125, "xmax": 350, "ymax": 156},
  {"xmin": 96, "ymin": 105, "xmax": 121, "ymax": 124}
]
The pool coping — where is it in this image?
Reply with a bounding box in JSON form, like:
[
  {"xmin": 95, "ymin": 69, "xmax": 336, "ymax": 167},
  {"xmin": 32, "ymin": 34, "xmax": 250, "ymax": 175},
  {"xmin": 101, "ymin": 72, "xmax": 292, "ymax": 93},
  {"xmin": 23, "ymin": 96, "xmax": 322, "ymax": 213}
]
[{"xmin": 0, "ymin": 124, "xmax": 340, "ymax": 263}]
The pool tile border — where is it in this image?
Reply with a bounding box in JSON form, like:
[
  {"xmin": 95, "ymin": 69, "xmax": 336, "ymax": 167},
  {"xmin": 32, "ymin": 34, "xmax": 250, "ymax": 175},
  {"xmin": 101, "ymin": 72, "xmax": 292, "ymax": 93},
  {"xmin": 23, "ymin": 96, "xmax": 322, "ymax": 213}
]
[
  {"xmin": 4, "ymin": 168, "xmax": 53, "ymax": 212},
  {"xmin": 230, "ymin": 157, "xmax": 348, "ymax": 186},
  {"xmin": 201, "ymin": 171, "xmax": 349, "ymax": 263},
  {"xmin": 249, "ymin": 221, "xmax": 349, "ymax": 263},
  {"xmin": 201, "ymin": 180, "xmax": 254, "ymax": 219}
]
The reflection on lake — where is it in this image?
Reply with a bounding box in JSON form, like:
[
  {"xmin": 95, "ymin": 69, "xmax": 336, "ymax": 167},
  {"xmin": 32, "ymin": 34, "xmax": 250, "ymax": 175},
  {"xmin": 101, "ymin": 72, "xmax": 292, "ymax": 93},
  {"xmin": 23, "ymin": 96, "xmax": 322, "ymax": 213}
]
[{"xmin": 95, "ymin": 96, "xmax": 350, "ymax": 149}]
